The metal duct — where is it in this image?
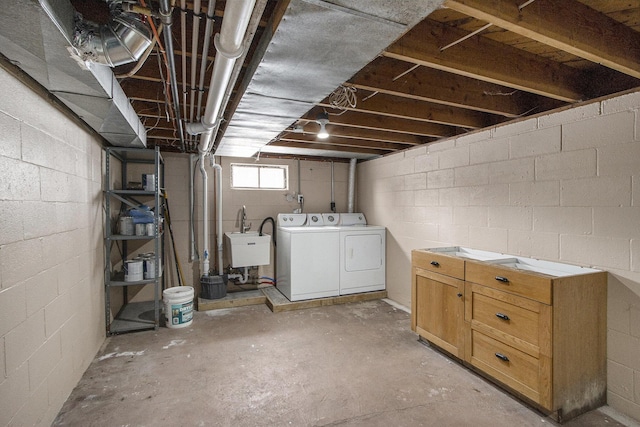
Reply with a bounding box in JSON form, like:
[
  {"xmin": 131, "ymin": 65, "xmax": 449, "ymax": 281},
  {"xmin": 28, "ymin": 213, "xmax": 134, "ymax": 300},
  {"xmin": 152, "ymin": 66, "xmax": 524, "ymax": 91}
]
[
  {"xmin": 73, "ymin": 0, "xmax": 153, "ymax": 67},
  {"xmin": 0, "ymin": 0, "xmax": 147, "ymax": 148}
]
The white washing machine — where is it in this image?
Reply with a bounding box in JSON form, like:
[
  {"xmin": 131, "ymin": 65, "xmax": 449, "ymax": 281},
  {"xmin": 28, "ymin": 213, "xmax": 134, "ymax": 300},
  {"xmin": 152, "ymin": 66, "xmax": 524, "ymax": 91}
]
[
  {"xmin": 338, "ymin": 213, "xmax": 386, "ymax": 295},
  {"xmin": 276, "ymin": 213, "xmax": 340, "ymax": 301}
]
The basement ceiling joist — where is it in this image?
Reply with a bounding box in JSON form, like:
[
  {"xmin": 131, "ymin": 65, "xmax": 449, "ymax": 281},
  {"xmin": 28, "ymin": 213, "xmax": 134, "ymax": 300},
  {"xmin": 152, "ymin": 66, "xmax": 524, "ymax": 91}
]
[
  {"xmin": 58, "ymin": 0, "xmax": 640, "ymax": 159},
  {"xmin": 444, "ymin": 0, "xmax": 640, "ymax": 79}
]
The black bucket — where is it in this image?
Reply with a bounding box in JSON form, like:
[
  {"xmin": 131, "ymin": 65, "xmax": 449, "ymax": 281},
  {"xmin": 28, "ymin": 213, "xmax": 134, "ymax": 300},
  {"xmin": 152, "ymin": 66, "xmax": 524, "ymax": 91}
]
[{"xmin": 200, "ymin": 274, "xmax": 227, "ymax": 300}]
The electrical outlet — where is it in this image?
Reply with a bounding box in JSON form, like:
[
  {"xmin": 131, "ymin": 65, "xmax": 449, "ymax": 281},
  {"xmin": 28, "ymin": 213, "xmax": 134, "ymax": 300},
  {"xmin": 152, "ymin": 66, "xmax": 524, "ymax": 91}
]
[{"xmin": 297, "ymin": 194, "xmax": 304, "ymax": 203}]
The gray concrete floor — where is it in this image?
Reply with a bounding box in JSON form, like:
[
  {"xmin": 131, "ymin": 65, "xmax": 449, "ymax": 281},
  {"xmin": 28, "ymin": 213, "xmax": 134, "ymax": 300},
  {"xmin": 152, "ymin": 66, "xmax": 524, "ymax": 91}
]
[{"xmin": 54, "ymin": 300, "xmax": 632, "ymax": 426}]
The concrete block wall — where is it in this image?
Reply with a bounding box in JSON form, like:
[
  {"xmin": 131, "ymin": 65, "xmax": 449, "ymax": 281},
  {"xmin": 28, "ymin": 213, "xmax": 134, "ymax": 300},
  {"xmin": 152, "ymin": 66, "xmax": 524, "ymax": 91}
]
[
  {"xmin": 357, "ymin": 89, "xmax": 640, "ymax": 421},
  {"xmin": 0, "ymin": 67, "xmax": 104, "ymax": 425}
]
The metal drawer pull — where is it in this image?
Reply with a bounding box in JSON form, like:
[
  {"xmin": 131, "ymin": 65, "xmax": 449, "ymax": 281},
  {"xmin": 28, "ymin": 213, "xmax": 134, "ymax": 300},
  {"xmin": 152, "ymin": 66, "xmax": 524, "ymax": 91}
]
[
  {"xmin": 430, "ymin": 261, "xmax": 440, "ymax": 267},
  {"xmin": 495, "ymin": 352, "xmax": 510, "ymax": 362},
  {"xmin": 495, "ymin": 276, "xmax": 509, "ymax": 283},
  {"xmin": 495, "ymin": 312, "xmax": 510, "ymax": 321}
]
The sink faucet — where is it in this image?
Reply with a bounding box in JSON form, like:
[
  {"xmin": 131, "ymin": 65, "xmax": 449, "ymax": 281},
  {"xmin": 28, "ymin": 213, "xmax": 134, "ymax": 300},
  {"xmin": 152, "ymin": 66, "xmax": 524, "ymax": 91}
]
[{"xmin": 241, "ymin": 205, "xmax": 252, "ymax": 233}]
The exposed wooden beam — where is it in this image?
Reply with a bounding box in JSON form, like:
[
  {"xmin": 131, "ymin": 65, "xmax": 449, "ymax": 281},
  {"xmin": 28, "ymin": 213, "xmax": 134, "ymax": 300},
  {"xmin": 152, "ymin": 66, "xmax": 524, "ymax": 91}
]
[
  {"xmin": 300, "ymin": 108, "xmax": 461, "ymax": 138},
  {"xmin": 269, "ymin": 140, "xmax": 389, "ymax": 156},
  {"xmin": 444, "ymin": 0, "xmax": 640, "ymax": 79},
  {"xmin": 291, "ymin": 122, "xmax": 426, "ymax": 145},
  {"xmin": 278, "ymin": 134, "xmax": 408, "ymax": 151},
  {"xmin": 318, "ymin": 92, "xmax": 497, "ymax": 129},
  {"xmin": 347, "ymin": 56, "xmax": 530, "ymax": 117},
  {"xmin": 383, "ymin": 18, "xmax": 588, "ymax": 102}
]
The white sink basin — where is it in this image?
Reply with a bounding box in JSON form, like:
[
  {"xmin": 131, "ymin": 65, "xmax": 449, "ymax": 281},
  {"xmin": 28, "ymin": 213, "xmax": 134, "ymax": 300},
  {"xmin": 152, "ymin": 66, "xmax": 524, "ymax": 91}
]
[
  {"xmin": 224, "ymin": 232, "xmax": 271, "ymax": 268},
  {"xmin": 424, "ymin": 246, "xmax": 600, "ymax": 278},
  {"xmin": 427, "ymin": 246, "xmax": 514, "ymax": 262},
  {"xmin": 489, "ymin": 257, "xmax": 598, "ymax": 277}
]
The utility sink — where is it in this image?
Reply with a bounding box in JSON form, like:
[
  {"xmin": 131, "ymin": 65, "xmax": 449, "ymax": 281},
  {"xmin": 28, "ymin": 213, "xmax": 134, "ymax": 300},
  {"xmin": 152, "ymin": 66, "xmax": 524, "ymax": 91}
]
[{"xmin": 224, "ymin": 232, "xmax": 271, "ymax": 268}]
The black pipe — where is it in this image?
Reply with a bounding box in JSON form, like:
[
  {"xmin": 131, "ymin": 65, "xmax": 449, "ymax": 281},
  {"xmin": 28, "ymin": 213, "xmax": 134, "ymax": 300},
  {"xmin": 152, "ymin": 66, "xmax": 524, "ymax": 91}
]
[{"xmin": 258, "ymin": 216, "xmax": 276, "ymax": 247}]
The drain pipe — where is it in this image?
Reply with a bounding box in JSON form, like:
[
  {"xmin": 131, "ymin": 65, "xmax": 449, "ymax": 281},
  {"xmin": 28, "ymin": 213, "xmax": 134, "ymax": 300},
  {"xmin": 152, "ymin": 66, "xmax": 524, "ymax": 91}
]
[
  {"xmin": 330, "ymin": 161, "xmax": 336, "ymax": 212},
  {"xmin": 159, "ymin": 0, "xmax": 186, "ymax": 152},
  {"xmin": 187, "ymin": 0, "xmax": 255, "ymax": 277},
  {"xmin": 199, "ymin": 153, "xmax": 210, "ymax": 276},
  {"xmin": 186, "ymin": 0, "xmax": 256, "ymax": 153},
  {"xmin": 210, "ymin": 156, "xmax": 223, "ymax": 276},
  {"xmin": 347, "ymin": 158, "xmax": 357, "ymax": 213},
  {"xmin": 189, "ymin": 154, "xmax": 197, "ymax": 262},
  {"xmin": 228, "ymin": 267, "xmax": 249, "ymax": 284}
]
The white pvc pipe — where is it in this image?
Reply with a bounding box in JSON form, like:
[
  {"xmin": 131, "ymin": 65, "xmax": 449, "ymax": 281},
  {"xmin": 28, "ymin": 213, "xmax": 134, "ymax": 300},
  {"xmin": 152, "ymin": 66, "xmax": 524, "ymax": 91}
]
[
  {"xmin": 210, "ymin": 157, "xmax": 223, "ymax": 276},
  {"xmin": 228, "ymin": 267, "xmax": 249, "ymax": 284},
  {"xmin": 189, "ymin": 154, "xmax": 196, "ymax": 262},
  {"xmin": 199, "ymin": 153, "xmax": 209, "ymax": 276},
  {"xmin": 347, "ymin": 158, "xmax": 357, "ymax": 213},
  {"xmin": 188, "ymin": 0, "xmax": 256, "ymax": 154}
]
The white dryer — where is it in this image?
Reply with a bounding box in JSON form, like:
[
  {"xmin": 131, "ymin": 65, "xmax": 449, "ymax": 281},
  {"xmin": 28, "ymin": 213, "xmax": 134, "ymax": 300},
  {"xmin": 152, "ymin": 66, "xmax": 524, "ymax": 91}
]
[
  {"xmin": 276, "ymin": 213, "xmax": 340, "ymax": 301},
  {"xmin": 338, "ymin": 213, "xmax": 386, "ymax": 295}
]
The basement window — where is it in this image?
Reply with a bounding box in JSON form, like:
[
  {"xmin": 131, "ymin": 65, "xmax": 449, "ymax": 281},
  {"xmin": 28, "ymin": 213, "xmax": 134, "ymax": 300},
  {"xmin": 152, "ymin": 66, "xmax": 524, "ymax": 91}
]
[{"xmin": 230, "ymin": 163, "xmax": 288, "ymax": 190}]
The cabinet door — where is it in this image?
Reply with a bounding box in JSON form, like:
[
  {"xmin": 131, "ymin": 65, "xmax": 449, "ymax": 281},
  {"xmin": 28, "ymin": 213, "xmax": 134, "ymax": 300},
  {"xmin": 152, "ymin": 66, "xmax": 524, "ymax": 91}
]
[{"xmin": 414, "ymin": 269, "xmax": 465, "ymax": 358}]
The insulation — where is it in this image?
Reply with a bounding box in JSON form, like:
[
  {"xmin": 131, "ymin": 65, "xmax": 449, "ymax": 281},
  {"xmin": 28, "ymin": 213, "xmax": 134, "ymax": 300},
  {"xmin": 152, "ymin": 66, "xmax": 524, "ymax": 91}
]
[{"xmin": 216, "ymin": 0, "xmax": 445, "ymax": 158}]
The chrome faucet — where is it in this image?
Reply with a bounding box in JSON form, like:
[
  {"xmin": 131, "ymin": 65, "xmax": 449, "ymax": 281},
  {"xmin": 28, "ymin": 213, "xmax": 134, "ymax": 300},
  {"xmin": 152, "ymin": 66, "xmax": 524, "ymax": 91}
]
[{"xmin": 241, "ymin": 205, "xmax": 251, "ymax": 233}]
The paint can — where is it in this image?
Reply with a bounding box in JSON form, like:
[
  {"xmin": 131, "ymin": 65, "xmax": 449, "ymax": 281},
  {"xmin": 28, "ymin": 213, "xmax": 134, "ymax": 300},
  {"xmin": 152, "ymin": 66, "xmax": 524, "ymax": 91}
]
[
  {"xmin": 138, "ymin": 252, "xmax": 161, "ymax": 278},
  {"xmin": 163, "ymin": 286, "xmax": 194, "ymax": 328},
  {"xmin": 142, "ymin": 174, "xmax": 155, "ymax": 192},
  {"xmin": 146, "ymin": 223, "xmax": 155, "ymax": 236},
  {"xmin": 143, "ymin": 257, "xmax": 156, "ymax": 279},
  {"xmin": 124, "ymin": 259, "xmax": 144, "ymax": 282},
  {"xmin": 135, "ymin": 223, "xmax": 146, "ymax": 236},
  {"xmin": 119, "ymin": 216, "xmax": 134, "ymax": 235}
]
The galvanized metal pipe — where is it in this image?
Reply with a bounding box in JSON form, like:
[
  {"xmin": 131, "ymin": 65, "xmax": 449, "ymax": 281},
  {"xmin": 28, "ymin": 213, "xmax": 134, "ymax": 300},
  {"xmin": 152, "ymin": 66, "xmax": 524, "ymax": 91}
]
[
  {"xmin": 196, "ymin": 0, "xmax": 217, "ymax": 121},
  {"xmin": 189, "ymin": 0, "xmax": 202, "ymax": 124},
  {"xmin": 159, "ymin": 0, "xmax": 186, "ymax": 152}
]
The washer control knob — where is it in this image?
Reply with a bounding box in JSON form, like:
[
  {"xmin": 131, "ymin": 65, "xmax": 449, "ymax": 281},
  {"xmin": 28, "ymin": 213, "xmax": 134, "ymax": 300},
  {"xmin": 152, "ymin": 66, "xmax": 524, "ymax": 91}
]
[{"xmin": 311, "ymin": 215, "xmax": 319, "ymax": 222}]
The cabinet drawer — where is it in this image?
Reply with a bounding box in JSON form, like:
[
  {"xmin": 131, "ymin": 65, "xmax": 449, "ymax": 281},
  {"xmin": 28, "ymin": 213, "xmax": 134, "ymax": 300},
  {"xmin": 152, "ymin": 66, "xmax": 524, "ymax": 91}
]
[
  {"xmin": 466, "ymin": 261, "xmax": 552, "ymax": 304},
  {"xmin": 470, "ymin": 330, "xmax": 541, "ymax": 402},
  {"xmin": 470, "ymin": 290, "xmax": 540, "ymax": 348},
  {"xmin": 412, "ymin": 250, "xmax": 464, "ymax": 279}
]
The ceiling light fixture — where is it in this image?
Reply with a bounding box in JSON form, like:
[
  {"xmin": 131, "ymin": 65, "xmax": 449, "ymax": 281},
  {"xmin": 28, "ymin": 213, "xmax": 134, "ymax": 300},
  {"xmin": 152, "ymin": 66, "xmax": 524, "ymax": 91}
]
[{"xmin": 316, "ymin": 112, "xmax": 329, "ymax": 139}]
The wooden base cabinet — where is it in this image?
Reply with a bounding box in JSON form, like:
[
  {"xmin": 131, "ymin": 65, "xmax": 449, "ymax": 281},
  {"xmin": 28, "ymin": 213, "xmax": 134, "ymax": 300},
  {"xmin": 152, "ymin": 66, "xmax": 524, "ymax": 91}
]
[
  {"xmin": 411, "ymin": 248, "xmax": 607, "ymax": 422},
  {"xmin": 412, "ymin": 249, "xmax": 465, "ymax": 358}
]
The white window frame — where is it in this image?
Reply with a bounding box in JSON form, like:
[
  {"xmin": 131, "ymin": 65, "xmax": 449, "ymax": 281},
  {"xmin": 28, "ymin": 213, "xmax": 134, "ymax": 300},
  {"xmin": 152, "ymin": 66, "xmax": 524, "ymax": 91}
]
[{"xmin": 230, "ymin": 163, "xmax": 289, "ymax": 190}]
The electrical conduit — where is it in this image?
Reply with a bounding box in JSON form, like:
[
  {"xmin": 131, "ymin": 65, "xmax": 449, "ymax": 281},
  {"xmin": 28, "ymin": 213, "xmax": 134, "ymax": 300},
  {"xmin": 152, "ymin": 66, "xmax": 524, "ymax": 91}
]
[{"xmin": 159, "ymin": 0, "xmax": 186, "ymax": 152}]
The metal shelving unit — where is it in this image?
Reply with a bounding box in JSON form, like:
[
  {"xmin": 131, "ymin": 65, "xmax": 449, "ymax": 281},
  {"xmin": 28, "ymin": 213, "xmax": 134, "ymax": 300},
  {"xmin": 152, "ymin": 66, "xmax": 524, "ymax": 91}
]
[{"xmin": 104, "ymin": 147, "xmax": 165, "ymax": 335}]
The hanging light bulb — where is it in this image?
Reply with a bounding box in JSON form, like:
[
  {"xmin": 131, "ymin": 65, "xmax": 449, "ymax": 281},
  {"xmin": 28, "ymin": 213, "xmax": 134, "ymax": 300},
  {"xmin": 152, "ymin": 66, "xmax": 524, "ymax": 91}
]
[{"xmin": 316, "ymin": 112, "xmax": 329, "ymax": 139}]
